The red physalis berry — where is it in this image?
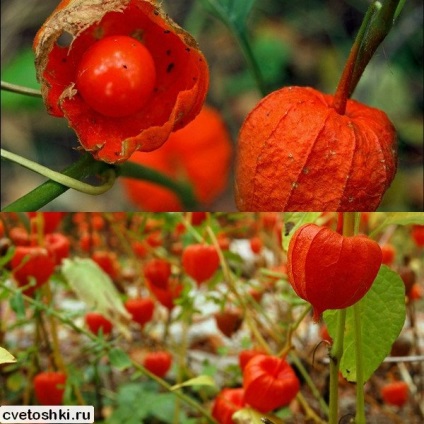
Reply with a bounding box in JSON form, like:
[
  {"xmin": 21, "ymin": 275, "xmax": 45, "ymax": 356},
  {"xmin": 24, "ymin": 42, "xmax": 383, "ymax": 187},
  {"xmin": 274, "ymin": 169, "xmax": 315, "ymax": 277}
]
[
  {"xmin": 380, "ymin": 243, "xmax": 396, "ymax": 265},
  {"xmin": 9, "ymin": 227, "xmax": 30, "ymax": 246},
  {"xmin": 182, "ymin": 244, "xmax": 220, "ymax": 286},
  {"xmin": 235, "ymin": 86, "xmax": 396, "ymax": 211},
  {"xmin": 27, "ymin": 212, "xmax": 65, "ymax": 234},
  {"xmin": 381, "ymin": 381, "xmax": 409, "ymax": 407},
  {"xmin": 243, "ymin": 354, "xmax": 300, "ymax": 413},
  {"xmin": 146, "ymin": 277, "xmax": 183, "ymax": 311},
  {"xmin": 249, "ymin": 236, "xmax": 263, "ymax": 254},
  {"xmin": 144, "ymin": 258, "xmax": 171, "ymax": 290},
  {"xmin": 33, "ymin": 0, "xmax": 209, "ymax": 163},
  {"xmin": 407, "ymin": 283, "xmax": 423, "ymax": 302},
  {"xmin": 45, "ymin": 232, "xmax": 70, "ymax": 265},
  {"xmin": 287, "ymin": 224, "xmax": 382, "ymax": 321},
  {"xmin": 238, "ymin": 349, "xmax": 264, "ymax": 371},
  {"xmin": 11, "ymin": 246, "xmax": 55, "ymax": 296},
  {"xmin": 76, "ymin": 35, "xmax": 156, "ymax": 118},
  {"xmin": 125, "ymin": 297, "xmax": 155, "ymax": 326},
  {"xmin": 85, "ymin": 312, "xmax": 113, "ymax": 336},
  {"xmin": 33, "ymin": 371, "xmax": 67, "ymax": 405},
  {"xmin": 212, "ymin": 388, "xmax": 245, "ymax": 424},
  {"xmin": 214, "ymin": 308, "xmax": 243, "ymax": 338},
  {"xmin": 143, "ymin": 351, "xmax": 172, "ymax": 378},
  {"xmin": 411, "ymin": 225, "xmax": 424, "ymax": 247},
  {"xmin": 91, "ymin": 250, "xmax": 120, "ymax": 281}
]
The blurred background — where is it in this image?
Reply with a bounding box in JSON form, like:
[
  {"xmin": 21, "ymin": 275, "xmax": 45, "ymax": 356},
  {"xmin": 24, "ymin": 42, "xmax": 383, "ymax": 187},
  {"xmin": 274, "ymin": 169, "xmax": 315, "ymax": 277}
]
[{"xmin": 1, "ymin": 0, "xmax": 423, "ymax": 211}]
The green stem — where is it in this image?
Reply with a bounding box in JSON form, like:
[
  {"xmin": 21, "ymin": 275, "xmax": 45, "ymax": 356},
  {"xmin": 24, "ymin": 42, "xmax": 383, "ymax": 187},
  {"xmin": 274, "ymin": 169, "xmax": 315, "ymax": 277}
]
[
  {"xmin": 1, "ymin": 148, "xmax": 116, "ymax": 195},
  {"xmin": 328, "ymin": 308, "xmax": 346, "ymax": 424},
  {"xmin": 289, "ymin": 352, "xmax": 330, "ymax": 417},
  {"xmin": 235, "ymin": 26, "xmax": 267, "ymax": 97},
  {"xmin": 1, "ymin": 81, "xmax": 42, "ymax": 97},
  {"xmin": 353, "ymin": 302, "xmax": 366, "ymax": 423},
  {"xmin": 333, "ymin": 0, "xmax": 401, "ymax": 114},
  {"xmin": 333, "ymin": 2, "xmax": 379, "ymax": 114},
  {"xmin": 119, "ymin": 161, "xmax": 198, "ymax": 210},
  {"xmin": 1, "ymin": 153, "xmax": 110, "ymax": 211}
]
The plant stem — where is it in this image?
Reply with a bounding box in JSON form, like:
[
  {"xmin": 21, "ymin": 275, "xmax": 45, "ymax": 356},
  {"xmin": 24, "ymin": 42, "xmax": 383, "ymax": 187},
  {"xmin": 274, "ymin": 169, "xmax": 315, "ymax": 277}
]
[
  {"xmin": 119, "ymin": 161, "xmax": 198, "ymax": 210},
  {"xmin": 2, "ymin": 153, "xmax": 110, "ymax": 211},
  {"xmin": 353, "ymin": 302, "xmax": 366, "ymax": 423},
  {"xmin": 328, "ymin": 308, "xmax": 346, "ymax": 424},
  {"xmin": 289, "ymin": 352, "xmax": 330, "ymax": 417},
  {"xmin": 333, "ymin": 0, "xmax": 401, "ymax": 114},
  {"xmin": 1, "ymin": 81, "xmax": 42, "ymax": 97},
  {"xmin": 1, "ymin": 148, "xmax": 116, "ymax": 195},
  {"xmin": 235, "ymin": 27, "xmax": 267, "ymax": 97},
  {"xmin": 333, "ymin": 2, "xmax": 378, "ymax": 114}
]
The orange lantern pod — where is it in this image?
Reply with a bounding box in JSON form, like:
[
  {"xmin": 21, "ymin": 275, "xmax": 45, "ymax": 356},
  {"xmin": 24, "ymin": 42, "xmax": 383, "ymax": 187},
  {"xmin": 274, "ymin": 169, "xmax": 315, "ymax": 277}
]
[
  {"xmin": 235, "ymin": 86, "xmax": 397, "ymax": 211},
  {"xmin": 33, "ymin": 0, "xmax": 209, "ymax": 164},
  {"xmin": 122, "ymin": 105, "xmax": 232, "ymax": 210}
]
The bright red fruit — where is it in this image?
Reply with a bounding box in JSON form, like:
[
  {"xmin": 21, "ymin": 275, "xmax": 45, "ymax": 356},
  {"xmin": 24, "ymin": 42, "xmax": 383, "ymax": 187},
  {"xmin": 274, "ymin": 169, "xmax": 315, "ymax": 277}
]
[
  {"xmin": 33, "ymin": 371, "xmax": 67, "ymax": 405},
  {"xmin": 146, "ymin": 278, "xmax": 183, "ymax": 311},
  {"xmin": 76, "ymin": 35, "xmax": 156, "ymax": 118},
  {"xmin": 411, "ymin": 225, "xmax": 424, "ymax": 247},
  {"xmin": 212, "ymin": 388, "xmax": 245, "ymax": 424},
  {"xmin": 214, "ymin": 308, "xmax": 243, "ymax": 338},
  {"xmin": 11, "ymin": 246, "xmax": 55, "ymax": 296},
  {"xmin": 125, "ymin": 297, "xmax": 155, "ymax": 326},
  {"xmin": 287, "ymin": 224, "xmax": 382, "ymax": 320},
  {"xmin": 85, "ymin": 312, "xmax": 113, "ymax": 336},
  {"xmin": 249, "ymin": 236, "xmax": 263, "ymax": 254},
  {"xmin": 27, "ymin": 212, "xmax": 65, "ymax": 234},
  {"xmin": 235, "ymin": 86, "xmax": 396, "ymax": 211},
  {"xmin": 238, "ymin": 349, "xmax": 263, "ymax": 371},
  {"xmin": 381, "ymin": 381, "xmax": 409, "ymax": 407},
  {"xmin": 143, "ymin": 351, "xmax": 172, "ymax": 378},
  {"xmin": 380, "ymin": 244, "xmax": 396, "ymax": 265},
  {"xmin": 91, "ymin": 251, "xmax": 120, "ymax": 280},
  {"xmin": 243, "ymin": 355, "xmax": 300, "ymax": 413},
  {"xmin": 182, "ymin": 244, "xmax": 220, "ymax": 285},
  {"xmin": 144, "ymin": 258, "xmax": 171, "ymax": 290},
  {"xmin": 9, "ymin": 227, "xmax": 30, "ymax": 246},
  {"xmin": 45, "ymin": 233, "xmax": 70, "ymax": 265}
]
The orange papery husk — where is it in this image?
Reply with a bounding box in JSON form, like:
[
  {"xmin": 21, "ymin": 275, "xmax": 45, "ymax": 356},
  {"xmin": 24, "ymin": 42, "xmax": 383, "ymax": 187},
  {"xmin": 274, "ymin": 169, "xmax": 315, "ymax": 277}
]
[
  {"xmin": 33, "ymin": 0, "xmax": 209, "ymax": 164},
  {"xmin": 235, "ymin": 86, "xmax": 397, "ymax": 211},
  {"xmin": 287, "ymin": 223, "xmax": 382, "ymax": 321}
]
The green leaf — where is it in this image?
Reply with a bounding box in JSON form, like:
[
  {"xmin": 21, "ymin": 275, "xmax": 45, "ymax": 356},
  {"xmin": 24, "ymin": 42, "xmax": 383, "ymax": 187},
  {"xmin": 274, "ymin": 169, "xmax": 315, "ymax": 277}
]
[
  {"xmin": 9, "ymin": 292, "xmax": 25, "ymax": 319},
  {"xmin": 370, "ymin": 212, "xmax": 424, "ymax": 237},
  {"xmin": 61, "ymin": 258, "xmax": 131, "ymax": 338},
  {"xmin": 324, "ymin": 266, "xmax": 406, "ymax": 382},
  {"xmin": 282, "ymin": 213, "xmax": 322, "ymax": 251},
  {"xmin": 170, "ymin": 375, "xmax": 216, "ymax": 391},
  {"xmin": 108, "ymin": 348, "xmax": 132, "ymax": 371},
  {"xmin": 0, "ymin": 347, "xmax": 17, "ymax": 365}
]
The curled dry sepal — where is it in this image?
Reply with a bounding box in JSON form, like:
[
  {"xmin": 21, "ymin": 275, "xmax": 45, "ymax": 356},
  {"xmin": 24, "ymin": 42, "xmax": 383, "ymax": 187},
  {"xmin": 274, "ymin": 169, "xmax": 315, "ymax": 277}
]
[
  {"xmin": 235, "ymin": 86, "xmax": 397, "ymax": 211},
  {"xmin": 287, "ymin": 223, "xmax": 382, "ymax": 321},
  {"xmin": 33, "ymin": 0, "xmax": 209, "ymax": 164}
]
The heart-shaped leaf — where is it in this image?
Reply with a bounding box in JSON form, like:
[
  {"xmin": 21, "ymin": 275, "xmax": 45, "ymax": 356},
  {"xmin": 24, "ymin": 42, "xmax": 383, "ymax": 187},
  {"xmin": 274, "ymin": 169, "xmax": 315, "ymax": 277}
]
[{"xmin": 324, "ymin": 265, "xmax": 406, "ymax": 382}]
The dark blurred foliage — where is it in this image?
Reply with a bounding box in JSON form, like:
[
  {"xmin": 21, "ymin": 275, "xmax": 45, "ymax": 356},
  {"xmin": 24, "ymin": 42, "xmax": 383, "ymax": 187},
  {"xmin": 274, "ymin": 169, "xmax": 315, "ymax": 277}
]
[{"xmin": 1, "ymin": 0, "xmax": 423, "ymax": 211}]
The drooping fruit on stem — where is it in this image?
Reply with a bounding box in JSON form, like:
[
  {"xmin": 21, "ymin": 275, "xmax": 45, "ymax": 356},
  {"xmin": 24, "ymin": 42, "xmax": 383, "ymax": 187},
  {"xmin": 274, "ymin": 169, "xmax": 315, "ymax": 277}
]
[{"xmin": 287, "ymin": 223, "xmax": 382, "ymax": 321}]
